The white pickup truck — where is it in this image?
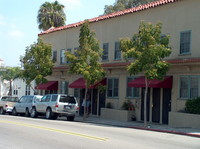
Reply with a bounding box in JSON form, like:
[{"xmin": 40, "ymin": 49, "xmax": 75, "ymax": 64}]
[{"xmin": 0, "ymin": 96, "xmax": 19, "ymax": 114}]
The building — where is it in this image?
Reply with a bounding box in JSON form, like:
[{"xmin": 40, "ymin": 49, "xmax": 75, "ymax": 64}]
[
  {"xmin": 38, "ymin": 0, "xmax": 200, "ymax": 127},
  {"xmin": 0, "ymin": 59, "xmax": 36, "ymax": 98}
]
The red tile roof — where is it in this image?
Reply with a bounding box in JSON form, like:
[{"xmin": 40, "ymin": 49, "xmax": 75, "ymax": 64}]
[{"xmin": 39, "ymin": 0, "xmax": 179, "ymax": 35}]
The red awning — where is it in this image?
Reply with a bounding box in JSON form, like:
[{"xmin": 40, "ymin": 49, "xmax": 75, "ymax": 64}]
[
  {"xmin": 69, "ymin": 78, "xmax": 106, "ymax": 89},
  {"xmin": 128, "ymin": 76, "xmax": 173, "ymax": 88},
  {"xmin": 35, "ymin": 81, "xmax": 58, "ymax": 90}
]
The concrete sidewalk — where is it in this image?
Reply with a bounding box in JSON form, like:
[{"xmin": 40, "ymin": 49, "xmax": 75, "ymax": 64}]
[{"xmin": 75, "ymin": 116, "xmax": 200, "ymax": 138}]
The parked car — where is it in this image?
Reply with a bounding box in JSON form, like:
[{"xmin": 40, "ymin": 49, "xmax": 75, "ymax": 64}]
[
  {"xmin": 12, "ymin": 95, "xmax": 43, "ymax": 116},
  {"xmin": 30, "ymin": 94, "xmax": 79, "ymax": 121},
  {"xmin": 0, "ymin": 96, "xmax": 19, "ymax": 114}
]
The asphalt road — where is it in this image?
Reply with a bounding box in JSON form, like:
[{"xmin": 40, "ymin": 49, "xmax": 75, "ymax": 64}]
[{"xmin": 0, "ymin": 115, "xmax": 200, "ymax": 149}]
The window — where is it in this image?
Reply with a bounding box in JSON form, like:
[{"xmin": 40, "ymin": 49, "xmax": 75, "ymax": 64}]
[
  {"xmin": 180, "ymin": 76, "xmax": 199, "ymax": 99},
  {"xmin": 60, "ymin": 49, "xmax": 66, "ymax": 64},
  {"xmin": 53, "ymin": 51, "xmax": 57, "ymax": 62},
  {"xmin": 13, "ymin": 90, "xmax": 18, "ymax": 95},
  {"xmin": 66, "ymin": 49, "xmax": 71, "ymax": 63},
  {"xmin": 114, "ymin": 42, "xmax": 121, "ymax": 60},
  {"xmin": 180, "ymin": 31, "xmax": 191, "ymax": 54},
  {"xmin": 102, "ymin": 43, "xmax": 109, "ymax": 61},
  {"xmin": 25, "ymin": 85, "xmax": 30, "ymax": 95},
  {"xmin": 107, "ymin": 78, "xmax": 119, "ymax": 97},
  {"xmin": 74, "ymin": 47, "xmax": 79, "ymax": 57},
  {"xmin": 74, "ymin": 88, "xmax": 80, "ymax": 98},
  {"xmin": 60, "ymin": 81, "xmax": 68, "ymax": 94},
  {"xmin": 126, "ymin": 77, "xmax": 140, "ymax": 98}
]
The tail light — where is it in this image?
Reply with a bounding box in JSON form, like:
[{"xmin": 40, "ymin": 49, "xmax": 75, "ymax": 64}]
[
  {"xmin": 5, "ymin": 104, "xmax": 8, "ymax": 107},
  {"xmin": 76, "ymin": 106, "xmax": 79, "ymax": 110},
  {"xmin": 55, "ymin": 104, "xmax": 59, "ymax": 108}
]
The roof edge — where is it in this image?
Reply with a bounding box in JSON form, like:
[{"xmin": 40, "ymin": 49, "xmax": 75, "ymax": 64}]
[{"xmin": 39, "ymin": 0, "xmax": 179, "ymax": 36}]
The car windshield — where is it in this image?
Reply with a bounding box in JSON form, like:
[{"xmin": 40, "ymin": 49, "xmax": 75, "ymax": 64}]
[{"xmin": 59, "ymin": 96, "xmax": 76, "ymax": 104}]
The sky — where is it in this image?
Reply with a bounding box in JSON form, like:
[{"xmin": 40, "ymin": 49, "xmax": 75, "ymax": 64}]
[{"xmin": 0, "ymin": 0, "xmax": 115, "ymax": 67}]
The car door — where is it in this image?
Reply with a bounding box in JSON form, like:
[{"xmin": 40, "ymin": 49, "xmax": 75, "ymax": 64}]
[
  {"xmin": 17, "ymin": 96, "xmax": 26, "ymax": 113},
  {"xmin": 37, "ymin": 95, "xmax": 51, "ymax": 113}
]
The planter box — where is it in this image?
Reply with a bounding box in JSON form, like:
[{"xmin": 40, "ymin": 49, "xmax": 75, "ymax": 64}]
[
  {"xmin": 100, "ymin": 108, "xmax": 134, "ymax": 122},
  {"xmin": 169, "ymin": 112, "xmax": 200, "ymax": 129}
]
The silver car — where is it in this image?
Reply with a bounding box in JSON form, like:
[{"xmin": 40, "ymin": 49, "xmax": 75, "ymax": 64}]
[
  {"xmin": 12, "ymin": 95, "xmax": 43, "ymax": 116},
  {"xmin": 30, "ymin": 94, "xmax": 79, "ymax": 121}
]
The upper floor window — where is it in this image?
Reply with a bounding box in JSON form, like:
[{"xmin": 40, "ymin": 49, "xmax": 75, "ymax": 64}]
[
  {"xmin": 180, "ymin": 76, "xmax": 199, "ymax": 99},
  {"xmin": 60, "ymin": 81, "xmax": 68, "ymax": 94},
  {"xmin": 107, "ymin": 78, "xmax": 119, "ymax": 98},
  {"xmin": 114, "ymin": 42, "xmax": 121, "ymax": 60},
  {"xmin": 127, "ymin": 77, "xmax": 140, "ymax": 98},
  {"xmin": 60, "ymin": 49, "xmax": 66, "ymax": 64},
  {"xmin": 52, "ymin": 51, "xmax": 57, "ymax": 62},
  {"xmin": 102, "ymin": 43, "xmax": 109, "ymax": 61},
  {"xmin": 180, "ymin": 31, "xmax": 191, "ymax": 54},
  {"xmin": 66, "ymin": 49, "xmax": 71, "ymax": 64}
]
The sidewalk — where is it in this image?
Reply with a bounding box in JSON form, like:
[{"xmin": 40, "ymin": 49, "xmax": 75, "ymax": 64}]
[{"xmin": 75, "ymin": 116, "xmax": 200, "ymax": 138}]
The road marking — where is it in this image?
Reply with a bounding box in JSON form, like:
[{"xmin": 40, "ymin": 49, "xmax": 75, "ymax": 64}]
[{"xmin": 0, "ymin": 120, "xmax": 108, "ymax": 142}]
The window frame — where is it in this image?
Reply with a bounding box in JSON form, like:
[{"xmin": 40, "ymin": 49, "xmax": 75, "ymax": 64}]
[
  {"xmin": 60, "ymin": 49, "xmax": 66, "ymax": 64},
  {"xmin": 114, "ymin": 42, "xmax": 121, "ymax": 60},
  {"xmin": 102, "ymin": 43, "xmax": 109, "ymax": 61},
  {"xmin": 60, "ymin": 81, "xmax": 69, "ymax": 94},
  {"xmin": 52, "ymin": 50, "xmax": 57, "ymax": 62},
  {"xmin": 180, "ymin": 30, "xmax": 191, "ymax": 55},
  {"xmin": 107, "ymin": 78, "xmax": 119, "ymax": 98},
  {"xmin": 126, "ymin": 77, "xmax": 140, "ymax": 98},
  {"xmin": 179, "ymin": 75, "xmax": 200, "ymax": 99}
]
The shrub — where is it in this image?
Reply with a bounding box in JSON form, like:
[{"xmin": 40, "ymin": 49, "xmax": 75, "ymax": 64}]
[
  {"xmin": 106, "ymin": 102, "xmax": 112, "ymax": 109},
  {"xmin": 185, "ymin": 97, "xmax": 200, "ymax": 114},
  {"xmin": 121, "ymin": 100, "xmax": 135, "ymax": 111}
]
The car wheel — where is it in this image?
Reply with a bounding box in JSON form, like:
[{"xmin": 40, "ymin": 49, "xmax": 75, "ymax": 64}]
[
  {"xmin": 30, "ymin": 107, "xmax": 37, "ymax": 118},
  {"xmin": 0, "ymin": 107, "xmax": 5, "ymax": 115},
  {"xmin": 25, "ymin": 108, "xmax": 30, "ymax": 117},
  {"xmin": 46, "ymin": 108, "xmax": 52, "ymax": 119},
  {"xmin": 67, "ymin": 116, "xmax": 75, "ymax": 121},
  {"xmin": 12, "ymin": 108, "xmax": 18, "ymax": 116}
]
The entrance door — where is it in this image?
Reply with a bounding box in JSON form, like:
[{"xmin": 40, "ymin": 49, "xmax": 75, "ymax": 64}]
[
  {"xmin": 91, "ymin": 89, "xmax": 98, "ymax": 115},
  {"xmin": 98, "ymin": 90, "xmax": 106, "ymax": 115},
  {"xmin": 152, "ymin": 88, "xmax": 160, "ymax": 123},
  {"xmin": 162, "ymin": 88, "xmax": 171, "ymax": 124},
  {"xmin": 141, "ymin": 88, "xmax": 150, "ymax": 121}
]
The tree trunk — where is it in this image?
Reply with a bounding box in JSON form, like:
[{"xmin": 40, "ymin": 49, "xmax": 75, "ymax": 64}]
[
  {"xmin": 8, "ymin": 80, "xmax": 12, "ymax": 96},
  {"xmin": 83, "ymin": 86, "xmax": 88, "ymax": 121},
  {"xmin": 144, "ymin": 76, "xmax": 148, "ymax": 127}
]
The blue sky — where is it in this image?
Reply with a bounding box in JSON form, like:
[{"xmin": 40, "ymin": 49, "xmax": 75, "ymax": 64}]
[{"xmin": 0, "ymin": 0, "xmax": 115, "ymax": 67}]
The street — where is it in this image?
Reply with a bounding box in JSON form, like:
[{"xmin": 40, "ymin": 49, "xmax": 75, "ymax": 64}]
[{"xmin": 0, "ymin": 115, "xmax": 200, "ymax": 149}]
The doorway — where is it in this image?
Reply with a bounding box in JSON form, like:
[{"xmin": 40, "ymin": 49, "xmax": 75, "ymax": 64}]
[
  {"xmin": 152, "ymin": 88, "xmax": 160, "ymax": 123},
  {"xmin": 162, "ymin": 88, "xmax": 171, "ymax": 124}
]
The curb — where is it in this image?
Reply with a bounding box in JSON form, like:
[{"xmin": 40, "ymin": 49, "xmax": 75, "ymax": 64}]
[{"xmin": 128, "ymin": 126, "xmax": 200, "ymax": 138}]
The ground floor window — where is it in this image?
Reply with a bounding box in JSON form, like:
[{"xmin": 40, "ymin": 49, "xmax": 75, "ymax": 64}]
[
  {"xmin": 107, "ymin": 78, "xmax": 119, "ymax": 98},
  {"xmin": 60, "ymin": 81, "xmax": 68, "ymax": 94},
  {"xmin": 180, "ymin": 76, "xmax": 199, "ymax": 99},
  {"xmin": 126, "ymin": 77, "xmax": 140, "ymax": 98},
  {"xmin": 25, "ymin": 85, "xmax": 30, "ymax": 95}
]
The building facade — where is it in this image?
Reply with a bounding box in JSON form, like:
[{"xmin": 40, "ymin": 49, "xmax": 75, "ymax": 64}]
[{"xmin": 39, "ymin": 0, "xmax": 200, "ymax": 125}]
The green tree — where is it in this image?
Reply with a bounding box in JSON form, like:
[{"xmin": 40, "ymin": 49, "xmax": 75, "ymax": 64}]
[
  {"xmin": 120, "ymin": 21, "xmax": 171, "ymax": 127},
  {"xmin": 0, "ymin": 67, "xmax": 22, "ymax": 96},
  {"xmin": 37, "ymin": 1, "xmax": 66, "ymax": 31},
  {"xmin": 65, "ymin": 21, "xmax": 105, "ymax": 121},
  {"xmin": 21, "ymin": 38, "xmax": 54, "ymax": 91},
  {"xmin": 104, "ymin": 0, "xmax": 156, "ymax": 15}
]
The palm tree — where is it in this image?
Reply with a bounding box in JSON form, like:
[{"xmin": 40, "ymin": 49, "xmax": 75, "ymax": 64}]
[
  {"xmin": 37, "ymin": 1, "xmax": 66, "ymax": 31},
  {"xmin": 0, "ymin": 67, "xmax": 22, "ymax": 96}
]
